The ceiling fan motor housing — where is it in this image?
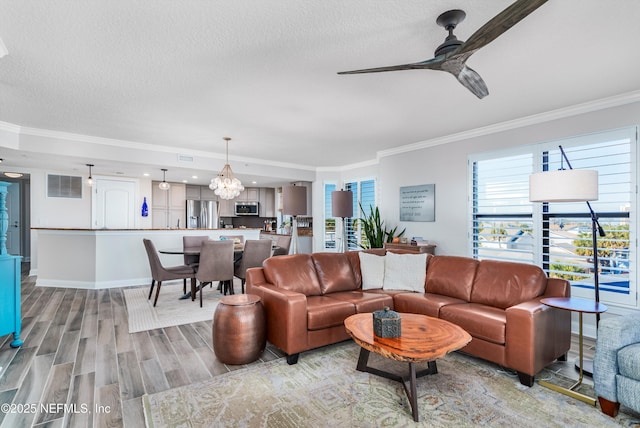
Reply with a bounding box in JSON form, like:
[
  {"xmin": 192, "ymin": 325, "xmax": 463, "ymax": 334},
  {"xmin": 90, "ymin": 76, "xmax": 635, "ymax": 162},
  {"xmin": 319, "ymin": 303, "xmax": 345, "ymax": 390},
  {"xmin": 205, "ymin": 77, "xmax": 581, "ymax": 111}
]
[
  {"xmin": 434, "ymin": 9, "xmax": 466, "ymax": 57},
  {"xmin": 434, "ymin": 35, "xmax": 463, "ymax": 57}
]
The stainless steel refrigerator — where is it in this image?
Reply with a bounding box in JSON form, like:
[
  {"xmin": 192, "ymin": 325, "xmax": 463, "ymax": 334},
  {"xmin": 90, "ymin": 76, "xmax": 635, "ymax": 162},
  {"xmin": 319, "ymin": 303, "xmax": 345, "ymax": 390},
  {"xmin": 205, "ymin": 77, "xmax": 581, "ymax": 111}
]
[{"xmin": 186, "ymin": 200, "xmax": 219, "ymax": 229}]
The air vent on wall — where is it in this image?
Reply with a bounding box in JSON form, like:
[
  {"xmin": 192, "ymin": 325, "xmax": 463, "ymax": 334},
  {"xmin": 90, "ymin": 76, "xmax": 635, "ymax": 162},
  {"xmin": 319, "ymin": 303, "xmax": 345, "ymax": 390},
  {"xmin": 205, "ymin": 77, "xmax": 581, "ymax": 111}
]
[
  {"xmin": 47, "ymin": 174, "xmax": 82, "ymax": 198},
  {"xmin": 177, "ymin": 154, "xmax": 194, "ymax": 163}
]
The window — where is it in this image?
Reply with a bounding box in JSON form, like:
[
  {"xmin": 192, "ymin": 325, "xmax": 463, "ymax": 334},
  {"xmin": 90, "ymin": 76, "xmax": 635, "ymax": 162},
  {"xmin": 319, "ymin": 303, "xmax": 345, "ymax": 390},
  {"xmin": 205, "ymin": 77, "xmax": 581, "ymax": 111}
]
[
  {"xmin": 346, "ymin": 179, "xmax": 376, "ymax": 250},
  {"xmin": 471, "ymin": 152, "xmax": 534, "ymax": 263},
  {"xmin": 324, "ymin": 183, "xmax": 336, "ymax": 249},
  {"xmin": 470, "ymin": 127, "xmax": 636, "ymax": 308},
  {"xmin": 323, "ymin": 179, "xmax": 376, "ymax": 251}
]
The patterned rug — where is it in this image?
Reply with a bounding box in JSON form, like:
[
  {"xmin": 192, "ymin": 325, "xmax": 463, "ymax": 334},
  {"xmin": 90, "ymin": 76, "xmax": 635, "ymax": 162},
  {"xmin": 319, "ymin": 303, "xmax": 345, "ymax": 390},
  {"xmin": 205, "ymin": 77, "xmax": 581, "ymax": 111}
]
[
  {"xmin": 143, "ymin": 341, "xmax": 640, "ymax": 427},
  {"xmin": 123, "ymin": 281, "xmax": 223, "ymax": 333}
]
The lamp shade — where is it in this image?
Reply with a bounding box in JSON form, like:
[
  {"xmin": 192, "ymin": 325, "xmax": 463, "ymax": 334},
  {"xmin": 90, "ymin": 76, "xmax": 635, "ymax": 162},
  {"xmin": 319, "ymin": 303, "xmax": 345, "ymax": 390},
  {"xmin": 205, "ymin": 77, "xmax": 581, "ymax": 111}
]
[
  {"xmin": 282, "ymin": 185, "xmax": 307, "ymax": 216},
  {"xmin": 331, "ymin": 190, "xmax": 353, "ymax": 218},
  {"xmin": 529, "ymin": 169, "xmax": 598, "ymax": 202}
]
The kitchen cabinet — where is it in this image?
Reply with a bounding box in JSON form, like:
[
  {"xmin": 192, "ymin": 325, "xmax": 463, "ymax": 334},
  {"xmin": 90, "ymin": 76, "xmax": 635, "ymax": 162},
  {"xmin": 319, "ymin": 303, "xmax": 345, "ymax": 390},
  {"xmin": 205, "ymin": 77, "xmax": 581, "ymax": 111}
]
[
  {"xmin": 187, "ymin": 185, "xmax": 217, "ymax": 201},
  {"xmin": 152, "ymin": 182, "xmax": 186, "ymax": 228},
  {"xmin": 238, "ymin": 187, "xmax": 259, "ymax": 201},
  {"xmin": 219, "ymin": 198, "xmax": 235, "ymax": 217},
  {"xmin": 153, "ymin": 209, "xmax": 185, "ymax": 228},
  {"xmin": 259, "ymin": 188, "xmax": 276, "ymax": 217},
  {"xmin": 200, "ymin": 186, "xmax": 217, "ymax": 200},
  {"xmin": 186, "ymin": 185, "xmax": 201, "ymax": 200}
]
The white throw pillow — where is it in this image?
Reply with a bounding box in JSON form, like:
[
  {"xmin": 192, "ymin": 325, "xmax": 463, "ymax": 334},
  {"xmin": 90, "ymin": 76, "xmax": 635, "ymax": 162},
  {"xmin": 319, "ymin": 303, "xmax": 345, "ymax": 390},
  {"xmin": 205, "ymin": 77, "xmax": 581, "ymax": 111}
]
[
  {"xmin": 358, "ymin": 252, "xmax": 386, "ymax": 290},
  {"xmin": 383, "ymin": 252, "xmax": 427, "ymax": 293}
]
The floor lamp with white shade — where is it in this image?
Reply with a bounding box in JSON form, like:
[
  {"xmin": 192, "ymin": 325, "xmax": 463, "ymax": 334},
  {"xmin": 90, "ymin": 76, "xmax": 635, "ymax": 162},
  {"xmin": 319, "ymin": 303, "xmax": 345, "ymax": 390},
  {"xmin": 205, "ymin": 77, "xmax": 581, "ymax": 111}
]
[
  {"xmin": 331, "ymin": 189, "xmax": 353, "ymax": 252},
  {"xmin": 529, "ymin": 145, "xmax": 606, "ymax": 376}
]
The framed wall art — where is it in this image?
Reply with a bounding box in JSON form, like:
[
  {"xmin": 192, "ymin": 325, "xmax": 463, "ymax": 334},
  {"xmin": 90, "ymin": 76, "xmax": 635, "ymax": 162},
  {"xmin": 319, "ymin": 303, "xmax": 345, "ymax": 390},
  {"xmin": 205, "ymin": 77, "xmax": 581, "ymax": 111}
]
[{"xmin": 399, "ymin": 184, "xmax": 435, "ymax": 222}]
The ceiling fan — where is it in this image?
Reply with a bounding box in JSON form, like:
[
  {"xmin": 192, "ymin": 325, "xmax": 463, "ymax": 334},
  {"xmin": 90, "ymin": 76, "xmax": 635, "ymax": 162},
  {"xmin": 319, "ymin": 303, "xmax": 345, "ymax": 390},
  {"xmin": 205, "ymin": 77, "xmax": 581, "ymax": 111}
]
[{"xmin": 337, "ymin": 0, "xmax": 548, "ymax": 99}]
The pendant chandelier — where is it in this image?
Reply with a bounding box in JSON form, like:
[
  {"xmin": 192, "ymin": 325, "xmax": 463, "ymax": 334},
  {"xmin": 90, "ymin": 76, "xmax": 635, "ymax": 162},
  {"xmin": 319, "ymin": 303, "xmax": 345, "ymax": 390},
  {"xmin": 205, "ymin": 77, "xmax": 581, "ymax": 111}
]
[
  {"xmin": 86, "ymin": 164, "xmax": 94, "ymax": 187},
  {"xmin": 210, "ymin": 137, "xmax": 244, "ymax": 200},
  {"xmin": 159, "ymin": 168, "xmax": 170, "ymax": 190}
]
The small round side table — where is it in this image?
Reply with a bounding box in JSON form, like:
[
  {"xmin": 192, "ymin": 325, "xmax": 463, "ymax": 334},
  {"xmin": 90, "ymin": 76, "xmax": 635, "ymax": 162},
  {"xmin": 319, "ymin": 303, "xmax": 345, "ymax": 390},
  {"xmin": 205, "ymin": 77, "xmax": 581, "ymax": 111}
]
[
  {"xmin": 539, "ymin": 296, "xmax": 607, "ymax": 406},
  {"xmin": 213, "ymin": 294, "xmax": 266, "ymax": 365}
]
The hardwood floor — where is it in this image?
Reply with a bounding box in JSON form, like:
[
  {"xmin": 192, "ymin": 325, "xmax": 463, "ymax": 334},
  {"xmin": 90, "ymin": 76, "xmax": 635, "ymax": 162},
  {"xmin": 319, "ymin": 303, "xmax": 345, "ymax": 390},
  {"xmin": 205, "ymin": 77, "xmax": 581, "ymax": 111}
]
[
  {"xmin": 0, "ymin": 265, "xmax": 597, "ymax": 427},
  {"xmin": 0, "ymin": 265, "xmax": 284, "ymax": 428}
]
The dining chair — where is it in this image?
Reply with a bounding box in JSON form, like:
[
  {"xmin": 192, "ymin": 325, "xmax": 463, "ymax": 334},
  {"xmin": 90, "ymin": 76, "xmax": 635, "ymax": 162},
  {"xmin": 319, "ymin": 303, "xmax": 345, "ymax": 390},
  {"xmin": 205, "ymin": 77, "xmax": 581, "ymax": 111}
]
[
  {"xmin": 234, "ymin": 239, "xmax": 272, "ymax": 293},
  {"xmin": 273, "ymin": 235, "xmax": 291, "ymax": 256},
  {"xmin": 195, "ymin": 240, "xmax": 235, "ymax": 307},
  {"xmin": 182, "ymin": 235, "xmax": 209, "ymax": 291},
  {"xmin": 142, "ymin": 238, "xmax": 196, "ymax": 307}
]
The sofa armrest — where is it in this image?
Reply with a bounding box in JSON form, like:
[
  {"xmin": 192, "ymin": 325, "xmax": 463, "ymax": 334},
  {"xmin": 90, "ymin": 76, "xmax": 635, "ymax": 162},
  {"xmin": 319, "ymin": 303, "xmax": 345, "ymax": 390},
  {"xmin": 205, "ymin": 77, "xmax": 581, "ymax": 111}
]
[
  {"xmin": 594, "ymin": 313, "xmax": 640, "ymax": 402},
  {"xmin": 247, "ymin": 278, "xmax": 309, "ymax": 355},
  {"xmin": 543, "ymin": 277, "xmax": 571, "ymax": 298},
  {"xmin": 505, "ymin": 298, "xmax": 571, "ymax": 376}
]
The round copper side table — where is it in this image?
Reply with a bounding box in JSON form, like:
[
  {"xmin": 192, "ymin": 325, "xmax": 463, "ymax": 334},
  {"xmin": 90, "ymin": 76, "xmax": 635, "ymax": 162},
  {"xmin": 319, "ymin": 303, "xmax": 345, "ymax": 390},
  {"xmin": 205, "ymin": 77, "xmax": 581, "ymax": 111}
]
[{"xmin": 213, "ymin": 294, "xmax": 266, "ymax": 365}]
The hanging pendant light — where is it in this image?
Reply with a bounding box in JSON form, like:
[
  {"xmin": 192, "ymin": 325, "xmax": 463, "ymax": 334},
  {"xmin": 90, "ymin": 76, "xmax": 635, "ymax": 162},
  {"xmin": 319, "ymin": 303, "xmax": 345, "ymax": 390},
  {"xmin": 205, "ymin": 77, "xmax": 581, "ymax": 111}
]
[
  {"xmin": 159, "ymin": 168, "xmax": 171, "ymax": 190},
  {"xmin": 209, "ymin": 137, "xmax": 244, "ymax": 200},
  {"xmin": 86, "ymin": 164, "xmax": 94, "ymax": 187}
]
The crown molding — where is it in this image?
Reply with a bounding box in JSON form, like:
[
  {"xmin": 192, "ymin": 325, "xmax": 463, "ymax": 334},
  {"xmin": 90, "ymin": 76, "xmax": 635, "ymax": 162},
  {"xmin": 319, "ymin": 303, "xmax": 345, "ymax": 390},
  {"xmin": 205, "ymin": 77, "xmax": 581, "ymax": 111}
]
[
  {"xmin": 377, "ymin": 90, "xmax": 640, "ymax": 159},
  {"xmin": 8, "ymin": 123, "xmax": 317, "ymax": 172},
  {"xmin": 316, "ymin": 157, "xmax": 379, "ymax": 172},
  {"xmin": 0, "ymin": 121, "xmax": 21, "ymax": 133}
]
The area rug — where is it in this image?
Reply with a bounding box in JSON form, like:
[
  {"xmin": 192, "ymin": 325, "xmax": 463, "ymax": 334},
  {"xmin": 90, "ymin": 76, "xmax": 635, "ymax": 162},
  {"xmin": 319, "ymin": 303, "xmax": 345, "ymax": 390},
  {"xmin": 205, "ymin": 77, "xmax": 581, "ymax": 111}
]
[
  {"xmin": 123, "ymin": 281, "xmax": 222, "ymax": 333},
  {"xmin": 142, "ymin": 341, "xmax": 640, "ymax": 427}
]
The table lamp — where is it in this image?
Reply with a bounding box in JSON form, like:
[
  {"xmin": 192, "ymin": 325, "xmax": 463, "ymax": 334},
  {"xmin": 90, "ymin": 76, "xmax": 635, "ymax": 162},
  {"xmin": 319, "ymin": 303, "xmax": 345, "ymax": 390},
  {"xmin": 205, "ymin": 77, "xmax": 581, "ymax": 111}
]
[
  {"xmin": 331, "ymin": 189, "xmax": 353, "ymax": 252},
  {"xmin": 282, "ymin": 185, "xmax": 307, "ymax": 254}
]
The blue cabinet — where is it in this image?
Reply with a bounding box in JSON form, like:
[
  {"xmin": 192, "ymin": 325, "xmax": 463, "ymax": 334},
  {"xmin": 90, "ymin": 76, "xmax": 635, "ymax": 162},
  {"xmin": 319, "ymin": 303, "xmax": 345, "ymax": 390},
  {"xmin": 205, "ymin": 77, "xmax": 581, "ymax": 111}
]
[{"xmin": 0, "ymin": 255, "xmax": 22, "ymax": 348}]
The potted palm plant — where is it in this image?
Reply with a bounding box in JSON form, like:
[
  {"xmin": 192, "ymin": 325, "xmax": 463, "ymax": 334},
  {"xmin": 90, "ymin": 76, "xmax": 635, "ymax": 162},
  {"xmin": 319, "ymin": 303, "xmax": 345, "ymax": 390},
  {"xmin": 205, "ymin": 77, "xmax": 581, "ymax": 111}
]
[{"xmin": 357, "ymin": 203, "xmax": 405, "ymax": 249}]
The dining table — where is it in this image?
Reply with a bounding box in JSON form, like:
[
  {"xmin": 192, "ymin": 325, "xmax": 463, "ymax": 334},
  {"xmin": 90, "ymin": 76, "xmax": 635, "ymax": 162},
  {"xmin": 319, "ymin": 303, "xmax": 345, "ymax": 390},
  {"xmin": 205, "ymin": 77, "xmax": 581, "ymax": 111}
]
[{"xmin": 159, "ymin": 243, "xmax": 282, "ymax": 299}]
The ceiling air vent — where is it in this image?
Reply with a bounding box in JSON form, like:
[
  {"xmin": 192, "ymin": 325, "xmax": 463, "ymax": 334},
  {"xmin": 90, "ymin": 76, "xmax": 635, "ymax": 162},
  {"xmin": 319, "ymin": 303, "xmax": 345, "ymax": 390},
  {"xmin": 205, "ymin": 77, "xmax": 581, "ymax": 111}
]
[
  {"xmin": 177, "ymin": 154, "xmax": 194, "ymax": 163},
  {"xmin": 47, "ymin": 174, "xmax": 82, "ymax": 198}
]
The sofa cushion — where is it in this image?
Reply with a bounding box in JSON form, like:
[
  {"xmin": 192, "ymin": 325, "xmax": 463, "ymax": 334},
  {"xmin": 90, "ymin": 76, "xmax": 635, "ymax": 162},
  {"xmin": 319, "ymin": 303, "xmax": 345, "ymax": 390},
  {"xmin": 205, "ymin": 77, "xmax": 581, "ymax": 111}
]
[
  {"xmin": 358, "ymin": 252, "xmax": 386, "ymax": 290},
  {"xmin": 618, "ymin": 343, "xmax": 640, "ymax": 381},
  {"xmin": 306, "ymin": 295, "xmax": 356, "ymax": 330},
  {"xmin": 383, "ymin": 252, "xmax": 427, "ymax": 292},
  {"xmin": 426, "ymin": 256, "xmax": 478, "ymax": 302},
  {"xmin": 440, "ymin": 303, "xmax": 507, "ymax": 345},
  {"xmin": 327, "ymin": 291, "xmax": 393, "ymax": 313},
  {"xmin": 394, "ymin": 292, "xmax": 467, "ymax": 318},
  {"xmin": 470, "ymin": 260, "xmax": 547, "ymax": 309},
  {"xmin": 262, "ymin": 254, "xmax": 323, "ymax": 296},
  {"xmin": 312, "ymin": 253, "xmax": 359, "ymax": 294}
]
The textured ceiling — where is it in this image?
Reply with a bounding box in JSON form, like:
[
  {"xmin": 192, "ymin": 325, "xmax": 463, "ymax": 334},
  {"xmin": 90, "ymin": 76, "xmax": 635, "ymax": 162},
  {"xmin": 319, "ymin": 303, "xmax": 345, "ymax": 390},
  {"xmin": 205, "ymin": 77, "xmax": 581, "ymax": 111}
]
[{"xmin": 1, "ymin": 1, "xmax": 640, "ymax": 184}]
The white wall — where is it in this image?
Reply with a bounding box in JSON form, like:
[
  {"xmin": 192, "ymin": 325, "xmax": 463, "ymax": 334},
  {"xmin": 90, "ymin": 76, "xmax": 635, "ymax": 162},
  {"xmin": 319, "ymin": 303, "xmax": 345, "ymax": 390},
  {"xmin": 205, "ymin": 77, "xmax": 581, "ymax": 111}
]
[{"xmin": 28, "ymin": 169, "xmax": 154, "ymax": 273}]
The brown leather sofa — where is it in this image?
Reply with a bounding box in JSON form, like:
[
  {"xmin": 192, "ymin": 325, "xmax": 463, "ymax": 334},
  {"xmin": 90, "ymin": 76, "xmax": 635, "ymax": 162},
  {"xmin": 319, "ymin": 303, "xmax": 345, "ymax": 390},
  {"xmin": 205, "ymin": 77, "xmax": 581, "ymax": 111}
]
[{"xmin": 245, "ymin": 250, "xmax": 571, "ymax": 386}]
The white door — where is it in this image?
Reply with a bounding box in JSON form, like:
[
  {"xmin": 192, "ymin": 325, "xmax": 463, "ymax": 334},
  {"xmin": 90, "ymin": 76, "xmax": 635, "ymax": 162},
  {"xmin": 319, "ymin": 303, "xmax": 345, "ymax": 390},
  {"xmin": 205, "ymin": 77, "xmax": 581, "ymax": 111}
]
[
  {"xmin": 93, "ymin": 178, "xmax": 137, "ymax": 229},
  {"xmin": 5, "ymin": 182, "xmax": 20, "ymax": 255}
]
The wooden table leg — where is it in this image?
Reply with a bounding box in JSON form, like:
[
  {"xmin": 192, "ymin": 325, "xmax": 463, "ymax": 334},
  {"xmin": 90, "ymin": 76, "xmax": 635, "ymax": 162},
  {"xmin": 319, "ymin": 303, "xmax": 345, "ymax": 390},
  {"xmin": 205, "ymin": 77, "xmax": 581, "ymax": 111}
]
[
  {"xmin": 354, "ymin": 347, "xmax": 438, "ymax": 422},
  {"xmin": 409, "ymin": 362, "xmax": 419, "ymax": 422}
]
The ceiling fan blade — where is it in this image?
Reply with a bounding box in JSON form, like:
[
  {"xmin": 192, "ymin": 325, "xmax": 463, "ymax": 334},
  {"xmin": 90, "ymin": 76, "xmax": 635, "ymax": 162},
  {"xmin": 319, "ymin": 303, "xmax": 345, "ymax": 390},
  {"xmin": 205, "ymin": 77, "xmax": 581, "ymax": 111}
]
[
  {"xmin": 440, "ymin": 58, "xmax": 488, "ymax": 99},
  {"xmin": 337, "ymin": 57, "xmax": 443, "ymax": 75},
  {"xmin": 454, "ymin": 0, "xmax": 548, "ymax": 57},
  {"xmin": 455, "ymin": 65, "xmax": 489, "ymax": 99}
]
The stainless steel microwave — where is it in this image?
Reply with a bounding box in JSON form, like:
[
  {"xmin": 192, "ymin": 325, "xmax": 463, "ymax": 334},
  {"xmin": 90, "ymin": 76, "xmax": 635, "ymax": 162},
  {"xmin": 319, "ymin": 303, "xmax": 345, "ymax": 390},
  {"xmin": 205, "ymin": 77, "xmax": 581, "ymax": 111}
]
[{"xmin": 234, "ymin": 201, "xmax": 259, "ymax": 216}]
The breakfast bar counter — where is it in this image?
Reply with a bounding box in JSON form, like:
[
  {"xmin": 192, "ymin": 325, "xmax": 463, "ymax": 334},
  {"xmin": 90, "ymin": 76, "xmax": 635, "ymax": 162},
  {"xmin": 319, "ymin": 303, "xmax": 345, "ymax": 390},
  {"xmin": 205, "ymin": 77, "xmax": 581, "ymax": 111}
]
[{"xmin": 32, "ymin": 228, "xmax": 261, "ymax": 289}]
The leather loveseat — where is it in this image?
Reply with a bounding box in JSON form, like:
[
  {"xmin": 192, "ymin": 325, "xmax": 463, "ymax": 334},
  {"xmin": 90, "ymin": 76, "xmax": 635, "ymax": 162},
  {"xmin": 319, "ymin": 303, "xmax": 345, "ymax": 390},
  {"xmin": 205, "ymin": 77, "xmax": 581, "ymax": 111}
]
[{"xmin": 245, "ymin": 250, "xmax": 571, "ymax": 386}]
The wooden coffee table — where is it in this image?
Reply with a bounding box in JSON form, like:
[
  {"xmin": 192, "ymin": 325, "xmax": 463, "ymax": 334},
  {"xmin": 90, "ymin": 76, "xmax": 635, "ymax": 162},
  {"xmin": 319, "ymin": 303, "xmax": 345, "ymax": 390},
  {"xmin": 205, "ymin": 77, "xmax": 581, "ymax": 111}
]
[{"xmin": 344, "ymin": 313, "xmax": 471, "ymax": 422}]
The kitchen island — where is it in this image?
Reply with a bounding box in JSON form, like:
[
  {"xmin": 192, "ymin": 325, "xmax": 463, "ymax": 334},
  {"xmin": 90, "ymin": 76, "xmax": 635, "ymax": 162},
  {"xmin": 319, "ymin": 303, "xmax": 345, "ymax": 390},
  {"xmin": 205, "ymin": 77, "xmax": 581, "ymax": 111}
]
[{"xmin": 32, "ymin": 228, "xmax": 261, "ymax": 289}]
